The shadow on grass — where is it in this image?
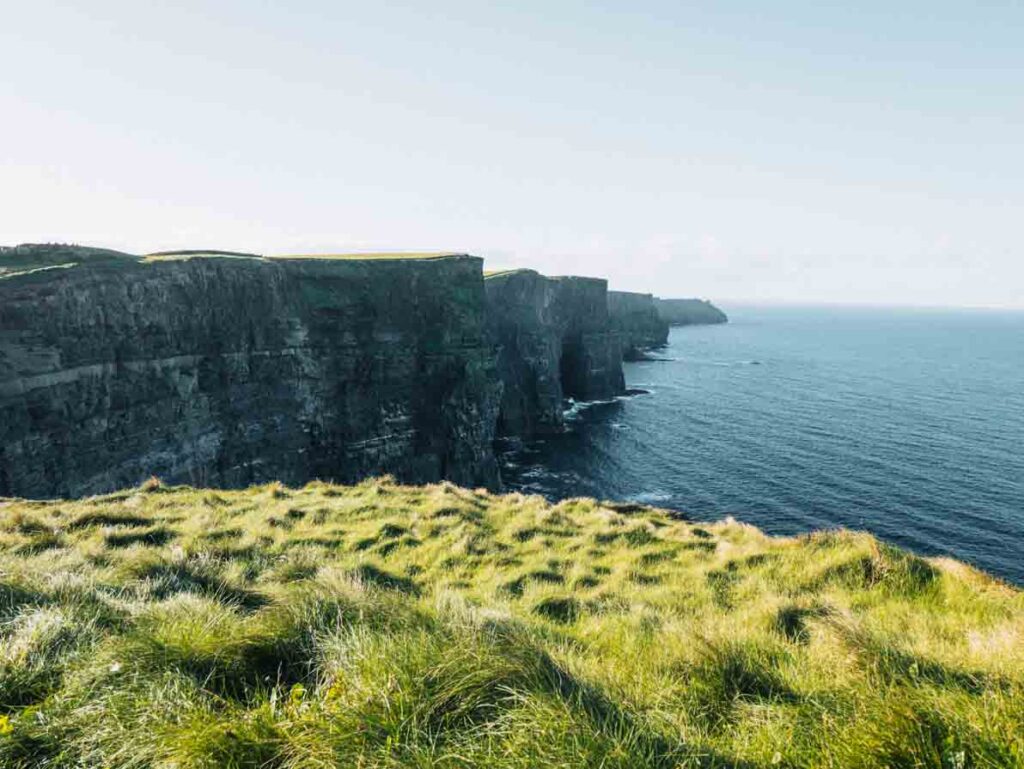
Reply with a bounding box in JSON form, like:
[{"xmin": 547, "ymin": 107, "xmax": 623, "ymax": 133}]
[
  {"xmin": 135, "ymin": 562, "xmax": 270, "ymax": 610},
  {"xmin": 774, "ymin": 603, "xmax": 832, "ymax": 644},
  {"xmin": 104, "ymin": 527, "xmax": 175, "ymax": 548},
  {"xmin": 66, "ymin": 511, "xmax": 151, "ymax": 530},
  {"xmin": 349, "ymin": 564, "xmax": 419, "ymax": 595}
]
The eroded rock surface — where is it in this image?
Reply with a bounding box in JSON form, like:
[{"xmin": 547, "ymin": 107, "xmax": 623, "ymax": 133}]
[
  {"xmin": 608, "ymin": 290, "xmax": 669, "ymax": 360},
  {"xmin": 0, "ymin": 250, "xmax": 500, "ymax": 497},
  {"xmin": 485, "ymin": 270, "xmax": 624, "ymax": 436}
]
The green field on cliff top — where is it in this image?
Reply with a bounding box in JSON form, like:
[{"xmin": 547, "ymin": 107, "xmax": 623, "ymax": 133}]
[
  {"xmin": 144, "ymin": 250, "xmax": 462, "ymax": 261},
  {"xmin": 0, "ymin": 246, "xmax": 466, "ymax": 279},
  {"xmin": 1, "ymin": 480, "xmax": 1021, "ymax": 768}
]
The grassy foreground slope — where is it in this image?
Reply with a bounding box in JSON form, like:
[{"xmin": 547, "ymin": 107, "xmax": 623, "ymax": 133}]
[{"xmin": 0, "ymin": 480, "xmax": 1021, "ymax": 769}]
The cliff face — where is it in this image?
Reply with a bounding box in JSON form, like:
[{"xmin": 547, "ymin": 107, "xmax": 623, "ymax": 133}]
[
  {"xmin": 654, "ymin": 297, "xmax": 728, "ymax": 326},
  {"xmin": 485, "ymin": 271, "xmax": 624, "ymax": 436},
  {"xmin": 607, "ymin": 291, "xmax": 670, "ymax": 360},
  {"xmin": 485, "ymin": 271, "xmax": 563, "ymax": 436},
  {"xmin": 550, "ymin": 277, "xmax": 625, "ymax": 402},
  {"xmin": 0, "ymin": 252, "xmax": 500, "ymax": 498}
]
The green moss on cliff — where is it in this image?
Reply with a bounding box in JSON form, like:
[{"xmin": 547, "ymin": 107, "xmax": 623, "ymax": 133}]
[
  {"xmin": 1, "ymin": 479, "xmax": 1020, "ymax": 767},
  {"xmin": 484, "ymin": 268, "xmax": 534, "ymax": 278},
  {"xmin": 143, "ymin": 250, "xmax": 463, "ymax": 263},
  {"xmin": 272, "ymin": 252, "xmax": 463, "ymax": 261}
]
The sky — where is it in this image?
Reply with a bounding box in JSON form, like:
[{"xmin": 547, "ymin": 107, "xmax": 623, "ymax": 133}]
[{"xmin": 1, "ymin": 1, "xmax": 1022, "ymax": 308}]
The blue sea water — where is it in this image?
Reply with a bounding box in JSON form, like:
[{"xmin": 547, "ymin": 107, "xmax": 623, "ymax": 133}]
[{"xmin": 500, "ymin": 305, "xmax": 1024, "ymax": 585}]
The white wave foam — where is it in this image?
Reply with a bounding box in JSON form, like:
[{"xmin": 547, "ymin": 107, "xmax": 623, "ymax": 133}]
[
  {"xmin": 563, "ymin": 397, "xmax": 619, "ymax": 418},
  {"xmin": 628, "ymin": 490, "xmax": 673, "ymax": 504}
]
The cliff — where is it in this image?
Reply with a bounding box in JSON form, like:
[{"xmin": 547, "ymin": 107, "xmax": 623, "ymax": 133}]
[
  {"xmin": 0, "ymin": 247, "xmax": 500, "ymax": 498},
  {"xmin": 550, "ymin": 276, "xmax": 625, "ymax": 401},
  {"xmin": 654, "ymin": 297, "xmax": 728, "ymax": 325},
  {"xmin": 0, "ymin": 244, "xmax": 729, "ymax": 498},
  {"xmin": 607, "ymin": 290, "xmax": 670, "ymax": 360},
  {"xmin": 485, "ymin": 270, "xmax": 624, "ymax": 436}
]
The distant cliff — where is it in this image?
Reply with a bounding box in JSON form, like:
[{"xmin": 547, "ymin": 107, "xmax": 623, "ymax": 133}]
[
  {"xmin": 485, "ymin": 270, "xmax": 624, "ymax": 436},
  {"xmin": 607, "ymin": 291, "xmax": 670, "ymax": 360},
  {"xmin": 0, "ymin": 247, "xmax": 500, "ymax": 497},
  {"xmin": 654, "ymin": 297, "xmax": 728, "ymax": 326}
]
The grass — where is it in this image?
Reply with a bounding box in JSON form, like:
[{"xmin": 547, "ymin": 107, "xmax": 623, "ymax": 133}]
[
  {"xmin": 143, "ymin": 251, "xmax": 465, "ymax": 262},
  {"xmin": 0, "ymin": 478, "xmax": 1021, "ymax": 768},
  {"xmin": 0, "ymin": 244, "xmax": 138, "ymax": 278},
  {"xmin": 484, "ymin": 268, "xmax": 534, "ymax": 278},
  {"xmin": 3, "ymin": 245, "xmax": 468, "ymax": 280},
  {"xmin": 269, "ymin": 252, "xmax": 464, "ymax": 261},
  {"xmin": 143, "ymin": 249, "xmax": 263, "ymax": 260}
]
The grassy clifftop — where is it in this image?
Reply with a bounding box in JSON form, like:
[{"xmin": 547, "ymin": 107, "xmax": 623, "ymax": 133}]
[
  {"xmin": 143, "ymin": 250, "xmax": 464, "ymax": 262},
  {"xmin": 0, "ymin": 244, "xmax": 138, "ymax": 278},
  {"xmin": 1, "ymin": 480, "xmax": 1021, "ymax": 768}
]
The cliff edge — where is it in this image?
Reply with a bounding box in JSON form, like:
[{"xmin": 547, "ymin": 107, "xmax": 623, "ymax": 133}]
[{"xmin": 0, "ymin": 247, "xmax": 500, "ymax": 497}]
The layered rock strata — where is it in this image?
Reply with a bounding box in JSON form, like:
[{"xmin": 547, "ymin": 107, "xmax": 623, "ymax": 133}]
[
  {"xmin": 607, "ymin": 290, "xmax": 670, "ymax": 360},
  {"xmin": 0, "ymin": 249, "xmax": 500, "ymax": 498},
  {"xmin": 485, "ymin": 270, "xmax": 624, "ymax": 436}
]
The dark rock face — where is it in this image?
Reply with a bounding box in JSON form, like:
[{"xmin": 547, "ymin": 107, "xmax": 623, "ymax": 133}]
[
  {"xmin": 485, "ymin": 271, "xmax": 624, "ymax": 436},
  {"xmin": 485, "ymin": 271, "xmax": 563, "ymax": 436},
  {"xmin": 553, "ymin": 277, "xmax": 625, "ymax": 401},
  {"xmin": 607, "ymin": 291, "xmax": 670, "ymax": 360},
  {"xmin": 0, "ymin": 252, "xmax": 500, "ymax": 498},
  {"xmin": 654, "ymin": 297, "xmax": 728, "ymax": 326}
]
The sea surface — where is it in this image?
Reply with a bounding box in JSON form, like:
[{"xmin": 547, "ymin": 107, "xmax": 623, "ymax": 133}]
[{"xmin": 500, "ymin": 304, "xmax": 1024, "ymax": 585}]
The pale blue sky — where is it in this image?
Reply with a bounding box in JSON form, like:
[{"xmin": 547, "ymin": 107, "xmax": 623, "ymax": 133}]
[{"xmin": 2, "ymin": 1, "xmax": 1022, "ymax": 307}]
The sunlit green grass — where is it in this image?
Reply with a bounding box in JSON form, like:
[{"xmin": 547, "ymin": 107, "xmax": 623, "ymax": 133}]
[
  {"xmin": 1, "ymin": 478, "xmax": 1021, "ymax": 768},
  {"xmin": 3, "ymin": 246, "xmax": 465, "ymax": 277},
  {"xmin": 484, "ymin": 268, "xmax": 533, "ymax": 278},
  {"xmin": 143, "ymin": 251, "xmax": 463, "ymax": 262},
  {"xmin": 269, "ymin": 252, "xmax": 462, "ymax": 260},
  {"xmin": 0, "ymin": 244, "xmax": 137, "ymax": 278}
]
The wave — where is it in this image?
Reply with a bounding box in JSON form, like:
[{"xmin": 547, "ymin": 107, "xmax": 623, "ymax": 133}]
[
  {"xmin": 628, "ymin": 490, "xmax": 674, "ymax": 504},
  {"xmin": 563, "ymin": 397, "xmax": 618, "ymax": 418}
]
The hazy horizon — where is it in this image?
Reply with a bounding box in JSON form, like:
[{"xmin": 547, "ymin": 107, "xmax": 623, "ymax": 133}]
[{"xmin": 2, "ymin": 1, "xmax": 1022, "ymax": 309}]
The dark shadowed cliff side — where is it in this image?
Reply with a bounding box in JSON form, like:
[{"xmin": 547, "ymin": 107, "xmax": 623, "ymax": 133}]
[
  {"xmin": 0, "ymin": 247, "xmax": 500, "ymax": 498},
  {"xmin": 607, "ymin": 290, "xmax": 670, "ymax": 360},
  {"xmin": 654, "ymin": 297, "xmax": 728, "ymax": 325},
  {"xmin": 551, "ymin": 276, "xmax": 625, "ymax": 402},
  {"xmin": 485, "ymin": 270, "xmax": 624, "ymax": 436}
]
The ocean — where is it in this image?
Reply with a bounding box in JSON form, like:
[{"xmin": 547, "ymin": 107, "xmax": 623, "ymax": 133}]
[{"xmin": 500, "ymin": 304, "xmax": 1024, "ymax": 585}]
